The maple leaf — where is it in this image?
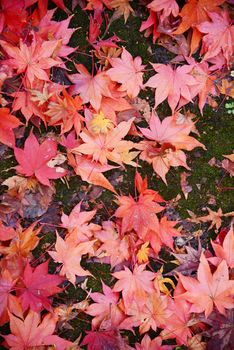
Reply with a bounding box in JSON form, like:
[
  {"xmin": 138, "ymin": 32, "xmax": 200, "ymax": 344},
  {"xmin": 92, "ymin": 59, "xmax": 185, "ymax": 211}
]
[
  {"xmin": 45, "ymin": 89, "xmax": 83, "ymax": 135},
  {"xmin": 115, "ymin": 191, "xmax": 163, "ymax": 236},
  {"xmin": 134, "ymin": 171, "xmax": 165, "ymax": 202},
  {"xmin": 139, "ymin": 113, "xmax": 204, "ymax": 150},
  {"xmin": 178, "ymin": 253, "xmax": 234, "ymax": 318},
  {"xmin": 195, "ymin": 207, "xmax": 223, "ymax": 231},
  {"xmin": 145, "ymin": 63, "xmax": 199, "ymax": 112},
  {"xmin": 0, "ymin": 37, "xmax": 61, "ymax": 85},
  {"xmin": 172, "ymin": 240, "xmax": 203, "ymax": 276},
  {"xmin": 135, "ymin": 334, "xmax": 172, "ymax": 350},
  {"xmin": 0, "ymin": 0, "xmax": 27, "ymax": 34},
  {"xmin": 137, "ymin": 241, "xmax": 150, "ymax": 264},
  {"xmin": 110, "ymin": 0, "xmax": 134, "ymax": 23},
  {"xmin": 138, "ymin": 293, "xmax": 171, "ymax": 334},
  {"xmin": 138, "ymin": 113, "xmax": 205, "ymax": 183},
  {"xmin": 69, "ymin": 64, "xmax": 113, "ymax": 111},
  {"xmin": 140, "ymin": 10, "xmax": 160, "ymax": 44},
  {"xmin": 113, "ymin": 264, "xmax": 155, "ymax": 310},
  {"xmin": 173, "ymin": 0, "xmax": 225, "ymax": 54},
  {"xmin": 81, "ymin": 329, "xmax": 133, "ymax": 350},
  {"xmin": 14, "ymin": 131, "xmax": 67, "ymax": 187},
  {"xmin": 73, "ymin": 118, "xmax": 135, "ymax": 166},
  {"xmin": 0, "ymin": 223, "xmax": 41, "ymax": 258},
  {"xmin": 107, "ymin": 48, "xmax": 145, "ymax": 98},
  {"xmin": 143, "ymin": 216, "xmax": 180, "ymax": 255},
  {"xmin": 12, "ymin": 90, "xmax": 45, "ymax": 123},
  {"xmin": 4, "ymin": 311, "xmax": 72, "ymax": 350},
  {"xmin": 95, "ymin": 221, "xmax": 130, "ymax": 267},
  {"xmin": 69, "ymin": 154, "xmax": 117, "ymax": 193},
  {"xmin": 197, "ymin": 11, "xmax": 234, "ymax": 66},
  {"xmin": 0, "ymin": 269, "xmax": 19, "ymax": 325},
  {"xmin": 61, "ymin": 202, "xmax": 97, "ymax": 239},
  {"xmin": 37, "ymin": 11, "xmax": 75, "ymax": 57},
  {"xmin": 161, "ymin": 298, "xmax": 194, "ymax": 346},
  {"xmin": 18, "ymin": 261, "xmax": 63, "ymax": 312},
  {"xmin": 86, "ymin": 281, "xmax": 125, "ymax": 329},
  {"xmin": 48, "ymin": 233, "xmax": 94, "ymax": 285},
  {"xmin": 204, "ymin": 309, "xmax": 234, "ymax": 350},
  {"xmin": 211, "ymin": 225, "xmax": 234, "ymax": 268},
  {"xmin": 189, "ymin": 59, "xmax": 216, "ymax": 114},
  {"xmin": 147, "ymin": 0, "xmax": 179, "ymax": 21},
  {"xmin": 118, "ymin": 291, "xmax": 171, "ymax": 333},
  {"xmin": 90, "ymin": 110, "xmax": 114, "ymax": 134},
  {"xmin": 0, "ymin": 108, "xmax": 22, "ymax": 147},
  {"xmin": 0, "ymin": 220, "xmax": 16, "ymax": 241}
]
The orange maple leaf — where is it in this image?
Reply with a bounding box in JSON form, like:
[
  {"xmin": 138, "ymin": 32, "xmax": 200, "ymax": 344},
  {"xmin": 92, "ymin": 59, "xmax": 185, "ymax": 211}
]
[
  {"xmin": 110, "ymin": 0, "xmax": 134, "ymax": 23},
  {"xmin": 0, "ymin": 223, "xmax": 41, "ymax": 258},
  {"xmin": 173, "ymin": 0, "xmax": 224, "ymax": 54}
]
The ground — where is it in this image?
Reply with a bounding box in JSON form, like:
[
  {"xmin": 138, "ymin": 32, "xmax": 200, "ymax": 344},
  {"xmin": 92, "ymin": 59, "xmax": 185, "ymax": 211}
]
[{"xmin": 0, "ymin": 1, "xmax": 233, "ymax": 348}]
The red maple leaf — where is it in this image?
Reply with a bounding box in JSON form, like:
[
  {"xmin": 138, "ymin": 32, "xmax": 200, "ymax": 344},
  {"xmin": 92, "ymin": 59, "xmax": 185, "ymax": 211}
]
[
  {"xmin": 81, "ymin": 329, "xmax": 132, "ymax": 350},
  {"xmin": 0, "ymin": 108, "xmax": 22, "ymax": 147},
  {"xmin": 14, "ymin": 131, "xmax": 67, "ymax": 187},
  {"xmin": 18, "ymin": 261, "xmax": 64, "ymax": 312}
]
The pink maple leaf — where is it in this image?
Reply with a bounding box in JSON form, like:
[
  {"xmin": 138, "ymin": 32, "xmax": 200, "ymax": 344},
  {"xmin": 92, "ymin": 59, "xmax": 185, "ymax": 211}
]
[
  {"xmin": 113, "ymin": 264, "xmax": 155, "ymax": 311},
  {"xmin": 145, "ymin": 63, "xmax": 199, "ymax": 112},
  {"xmin": 107, "ymin": 48, "xmax": 145, "ymax": 98},
  {"xmin": 69, "ymin": 64, "xmax": 113, "ymax": 111},
  {"xmin": 86, "ymin": 281, "xmax": 125, "ymax": 329}
]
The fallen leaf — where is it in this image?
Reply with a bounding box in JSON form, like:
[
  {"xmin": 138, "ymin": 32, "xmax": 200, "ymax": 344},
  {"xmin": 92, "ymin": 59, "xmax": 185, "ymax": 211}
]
[
  {"xmin": 145, "ymin": 63, "xmax": 199, "ymax": 112},
  {"xmin": 178, "ymin": 253, "xmax": 234, "ymax": 317},
  {"xmin": 70, "ymin": 64, "xmax": 113, "ymax": 111},
  {"xmin": 14, "ymin": 132, "xmax": 67, "ymax": 187},
  {"xmin": 180, "ymin": 172, "xmax": 192, "ymax": 199},
  {"xmin": 0, "ymin": 108, "xmax": 22, "ymax": 147},
  {"xmin": 110, "ymin": 0, "xmax": 134, "ymax": 23},
  {"xmin": 19, "ymin": 261, "xmax": 63, "ymax": 312},
  {"xmin": 107, "ymin": 47, "xmax": 145, "ymax": 98},
  {"xmin": 4, "ymin": 311, "xmax": 72, "ymax": 350},
  {"xmin": 49, "ymin": 233, "xmax": 94, "ymax": 285}
]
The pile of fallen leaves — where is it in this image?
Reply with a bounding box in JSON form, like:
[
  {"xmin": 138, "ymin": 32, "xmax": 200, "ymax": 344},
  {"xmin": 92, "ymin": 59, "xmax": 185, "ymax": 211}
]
[{"xmin": 0, "ymin": 0, "xmax": 233, "ymax": 349}]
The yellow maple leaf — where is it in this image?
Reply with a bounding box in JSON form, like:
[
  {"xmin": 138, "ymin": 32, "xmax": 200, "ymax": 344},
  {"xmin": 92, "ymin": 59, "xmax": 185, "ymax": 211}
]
[
  {"xmin": 137, "ymin": 241, "xmax": 150, "ymax": 263},
  {"xmin": 90, "ymin": 111, "xmax": 114, "ymax": 134},
  {"xmin": 154, "ymin": 267, "xmax": 175, "ymax": 295}
]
